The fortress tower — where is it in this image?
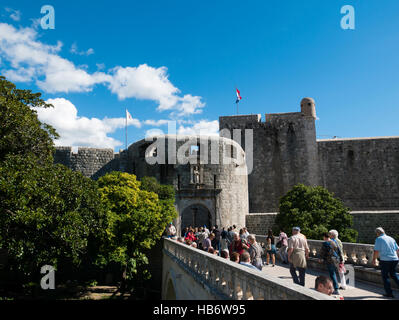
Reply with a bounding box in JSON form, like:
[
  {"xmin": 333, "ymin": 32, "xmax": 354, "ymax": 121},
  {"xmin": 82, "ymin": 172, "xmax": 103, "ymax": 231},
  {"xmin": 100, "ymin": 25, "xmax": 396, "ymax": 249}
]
[
  {"xmin": 127, "ymin": 135, "xmax": 249, "ymax": 232},
  {"xmin": 219, "ymin": 98, "xmax": 320, "ymax": 213}
]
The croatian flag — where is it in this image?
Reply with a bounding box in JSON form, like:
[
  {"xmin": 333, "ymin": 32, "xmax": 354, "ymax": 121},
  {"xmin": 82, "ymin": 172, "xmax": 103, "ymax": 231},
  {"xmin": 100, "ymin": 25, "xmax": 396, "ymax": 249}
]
[{"xmin": 235, "ymin": 88, "xmax": 242, "ymax": 103}]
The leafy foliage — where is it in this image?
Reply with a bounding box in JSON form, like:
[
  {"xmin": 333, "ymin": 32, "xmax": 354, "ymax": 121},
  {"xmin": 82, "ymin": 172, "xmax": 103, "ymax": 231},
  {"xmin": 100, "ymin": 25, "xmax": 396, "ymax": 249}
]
[
  {"xmin": 140, "ymin": 176, "xmax": 177, "ymax": 234},
  {"xmin": 0, "ymin": 76, "xmax": 58, "ymax": 163},
  {"xmin": 96, "ymin": 173, "xmax": 177, "ymax": 286},
  {"xmin": 0, "ymin": 76, "xmax": 106, "ymax": 287},
  {"xmin": 0, "ymin": 155, "xmax": 107, "ymax": 284},
  {"xmin": 0, "ymin": 77, "xmax": 178, "ymax": 294},
  {"xmin": 275, "ymin": 184, "xmax": 358, "ymax": 242}
]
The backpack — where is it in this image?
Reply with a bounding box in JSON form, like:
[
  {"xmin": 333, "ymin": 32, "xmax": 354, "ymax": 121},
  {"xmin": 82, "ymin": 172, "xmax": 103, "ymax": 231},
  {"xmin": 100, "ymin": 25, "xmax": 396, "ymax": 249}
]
[{"xmin": 324, "ymin": 241, "xmax": 340, "ymax": 266}]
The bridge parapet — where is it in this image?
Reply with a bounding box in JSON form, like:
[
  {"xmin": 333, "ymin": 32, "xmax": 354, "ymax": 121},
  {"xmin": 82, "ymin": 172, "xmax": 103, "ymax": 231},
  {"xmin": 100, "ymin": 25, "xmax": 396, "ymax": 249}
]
[{"xmin": 163, "ymin": 238, "xmax": 333, "ymax": 300}]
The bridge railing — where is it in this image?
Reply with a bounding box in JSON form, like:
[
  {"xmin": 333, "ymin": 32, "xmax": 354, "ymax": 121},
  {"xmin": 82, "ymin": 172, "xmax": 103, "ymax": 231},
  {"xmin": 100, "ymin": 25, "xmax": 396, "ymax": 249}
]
[
  {"xmin": 163, "ymin": 238, "xmax": 334, "ymax": 300},
  {"xmin": 255, "ymin": 235, "xmax": 378, "ymax": 268}
]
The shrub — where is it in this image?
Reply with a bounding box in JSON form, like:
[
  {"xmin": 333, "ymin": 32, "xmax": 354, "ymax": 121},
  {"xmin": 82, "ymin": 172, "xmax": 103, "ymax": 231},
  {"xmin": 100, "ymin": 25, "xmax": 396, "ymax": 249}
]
[{"xmin": 275, "ymin": 184, "xmax": 358, "ymax": 242}]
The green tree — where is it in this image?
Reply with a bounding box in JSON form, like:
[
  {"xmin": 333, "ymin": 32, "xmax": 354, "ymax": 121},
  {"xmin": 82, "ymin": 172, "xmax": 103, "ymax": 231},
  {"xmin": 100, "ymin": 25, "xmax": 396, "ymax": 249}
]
[
  {"xmin": 96, "ymin": 172, "xmax": 177, "ymax": 291},
  {"xmin": 0, "ymin": 76, "xmax": 107, "ymax": 290},
  {"xmin": 275, "ymin": 184, "xmax": 358, "ymax": 242},
  {"xmin": 140, "ymin": 176, "xmax": 176, "ymax": 234},
  {"xmin": 0, "ymin": 76, "xmax": 58, "ymax": 163},
  {"xmin": 0, "ymin": 155, "xmax": 107, "ymax": 286}
]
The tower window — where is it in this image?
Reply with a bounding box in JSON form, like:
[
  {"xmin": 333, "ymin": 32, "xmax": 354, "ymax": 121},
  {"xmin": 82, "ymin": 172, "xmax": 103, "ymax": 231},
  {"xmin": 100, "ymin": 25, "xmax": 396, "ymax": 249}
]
[{"xmin": 190, "ymin": 145, "xmax": 199, "ymax": 155}]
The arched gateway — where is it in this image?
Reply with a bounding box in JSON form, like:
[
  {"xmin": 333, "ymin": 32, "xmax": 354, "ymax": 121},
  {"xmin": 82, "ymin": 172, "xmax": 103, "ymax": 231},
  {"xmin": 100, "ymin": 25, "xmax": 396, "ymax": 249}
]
[
  {"xmin": 181, "ymin": 204, "xmax": 212, "ymax": 232},
  {"xmin": 127, "ymin": 135, "xmax": 249, "ymax": 232}
]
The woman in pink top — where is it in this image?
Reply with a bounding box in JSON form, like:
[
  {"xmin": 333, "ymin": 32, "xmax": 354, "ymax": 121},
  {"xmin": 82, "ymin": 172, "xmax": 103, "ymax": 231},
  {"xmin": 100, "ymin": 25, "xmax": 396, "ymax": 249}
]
[{"xmin": 278, "ymin": 229, "xmax": 289, "ymax": 264}]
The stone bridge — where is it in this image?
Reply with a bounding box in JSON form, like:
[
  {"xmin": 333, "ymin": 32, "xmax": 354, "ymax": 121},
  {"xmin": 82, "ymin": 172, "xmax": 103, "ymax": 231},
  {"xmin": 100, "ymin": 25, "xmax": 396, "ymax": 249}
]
[
  {"xmin": 162, "ymin": 237, "xmax": 398, "ymax": 300},
  {"xmin": 162, "ymin": 238, "xmax": 333, "ymax": 300}
]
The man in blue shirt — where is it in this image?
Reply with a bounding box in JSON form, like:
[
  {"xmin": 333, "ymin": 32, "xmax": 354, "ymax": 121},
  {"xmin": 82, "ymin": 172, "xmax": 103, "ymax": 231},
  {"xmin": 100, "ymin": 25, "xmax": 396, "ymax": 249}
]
[
  {"xmin": 372, "ymin": 227, "xmax": 399, "ymax": 298},
  {"xmin": 239, "ymin": 251, "xmax": 260, "ymax": 271}
]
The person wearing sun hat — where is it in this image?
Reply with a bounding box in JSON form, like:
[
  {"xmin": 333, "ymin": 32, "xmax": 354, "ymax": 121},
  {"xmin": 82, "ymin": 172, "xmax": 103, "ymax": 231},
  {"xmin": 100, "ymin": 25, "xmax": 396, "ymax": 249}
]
[{"xmin": 287, "ymin": 226, "xmax": 309, "ymax": 286}]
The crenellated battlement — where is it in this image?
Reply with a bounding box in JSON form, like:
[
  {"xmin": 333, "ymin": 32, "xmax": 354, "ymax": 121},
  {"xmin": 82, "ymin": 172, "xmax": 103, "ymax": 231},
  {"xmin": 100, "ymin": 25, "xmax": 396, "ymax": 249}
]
[{"xmin": 54, "ymin": 146, "xmax": 125, "ymax": 179}]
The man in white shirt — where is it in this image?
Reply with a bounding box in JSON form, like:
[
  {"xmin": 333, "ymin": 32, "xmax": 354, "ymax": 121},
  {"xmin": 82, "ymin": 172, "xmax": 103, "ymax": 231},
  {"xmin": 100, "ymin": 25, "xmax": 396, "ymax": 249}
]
[{"xmin": 166, "ymin": 222, "xmax": 176, "ymax": 238}]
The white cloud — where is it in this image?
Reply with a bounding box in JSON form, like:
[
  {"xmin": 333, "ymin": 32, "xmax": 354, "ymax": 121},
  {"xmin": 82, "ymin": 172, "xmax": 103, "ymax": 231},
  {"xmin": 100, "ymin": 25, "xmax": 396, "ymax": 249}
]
[
  {"xmin": 96, "ymin": 63, "xmax": 105, "ymax": 70},
  {"xmin": 177, "ymin": 120, "xmax": 219, "ymax": 136},
  {"xmin": 3, "ymin": 67, "xmax": 36, "ymax": 82},
  {"xmin": 29, "ymin": 18, "xmax": 41, "ymax": 30},
  {"xmin": 108, "ymin": 65, "xmax": 205, "ymax": 116},
  {"xmin": 70, "ymin": 43, "xmax": 94, "ymax": 56},
  {"xmin": 108, "ymin": 65, "xmax": 178, "ymax": 105},
  {"xmin": 175, "ymin": 94, "xmax": 205, "ymax": 116},
  {"xmin": 145, "ymin": 128, "xmax": 166, "ymax": 138},
  {"xmin": 0, "ymin": 23, "xmax": 111, "ymax": 93},
  {"xmin": 0, "ymin": 22, "xmax": 205, "ymax": 116},
  {"xmin": 143, "ymin": 119, "xmax": 171, "ymax": 126},
  {"xmin": 33, "ymin": 98, "xmax": 141, "ymax": 149},
  {"xmin": 5, "ymin": 8, "xmax": 21, "ymax": 22}
]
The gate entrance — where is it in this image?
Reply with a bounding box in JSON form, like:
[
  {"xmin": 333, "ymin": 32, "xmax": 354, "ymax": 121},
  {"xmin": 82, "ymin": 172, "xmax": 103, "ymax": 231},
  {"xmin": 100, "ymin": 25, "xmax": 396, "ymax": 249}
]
[{"xmin": 181, "ymin": 204, "xmax": 211, "ymax": 232}]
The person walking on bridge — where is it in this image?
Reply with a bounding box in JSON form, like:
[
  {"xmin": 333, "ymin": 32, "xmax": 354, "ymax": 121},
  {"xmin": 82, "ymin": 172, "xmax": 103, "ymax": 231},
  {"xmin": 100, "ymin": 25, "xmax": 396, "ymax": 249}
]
[
  {"xmin": 266, "ymin": 229, "xmax": 276, "ymax": 267},
  {"xmin": 203, "ymin": 233, "xmax": 215, "ymax": 252},
  {"xmin": 372, "ymin": 227, "xmax": 399, "ymax": 298},
  {"xmin": 329, "ymin": 229, "xmax": 347, "ymax": 290},
  {"xmin": 247, "ymin": 234, "xmax": 263, "ymax": 270},
  {"xmin": 220, "ymin": 227, "xmax": 228, "ymax": 251},
  {"xmin": 229, "ymin": 232, "xmax": 249, "ymax": 256},
  {"xmin": 277, "ymin": 229, "xmax": 289, "ymax": 264},
  {"xmin": 197, "ymin": 227, "xmax": 206, "ymax": 250},
  {"xmin": 211, "ymin": 225, "xmax": 221, "ymax": 253},
  {"xmin": 287, "ymin": 226, "xmax": 309, "ymax": 287},
  {"xmin": 319, "ymin": 232, "xmax": 342, "ymax": 295}
]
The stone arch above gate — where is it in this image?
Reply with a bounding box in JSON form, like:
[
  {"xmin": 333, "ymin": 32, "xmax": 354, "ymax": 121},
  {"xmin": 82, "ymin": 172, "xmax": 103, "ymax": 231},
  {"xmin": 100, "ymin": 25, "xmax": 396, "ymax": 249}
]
[{"xmin": 181, "ymin": 203, "xmax": 212, "ymax": 232}]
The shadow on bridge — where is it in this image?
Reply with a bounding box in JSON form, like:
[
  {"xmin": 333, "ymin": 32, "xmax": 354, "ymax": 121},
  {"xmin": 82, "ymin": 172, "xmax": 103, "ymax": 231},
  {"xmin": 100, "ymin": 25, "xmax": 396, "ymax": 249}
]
[{"xmin": 261, "ymin": 260, "xmax": 399, "ymax": 300}]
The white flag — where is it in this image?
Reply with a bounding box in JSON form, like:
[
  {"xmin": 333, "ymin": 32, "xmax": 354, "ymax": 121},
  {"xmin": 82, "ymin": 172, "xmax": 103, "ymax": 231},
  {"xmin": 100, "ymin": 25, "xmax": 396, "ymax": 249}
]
[{"xmin": 126, "ymin": 109, "xmax": 133, "ymax": 121}]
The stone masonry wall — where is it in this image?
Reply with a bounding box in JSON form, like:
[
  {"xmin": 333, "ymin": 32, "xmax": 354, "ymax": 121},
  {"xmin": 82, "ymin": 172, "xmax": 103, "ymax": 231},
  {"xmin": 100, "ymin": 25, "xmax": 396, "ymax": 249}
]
[
  {"xmin": 318, "ymin": 137, "xmax": 399, "ymax": 211},
  {"xmin": 351, "ymin": 211, "xmax": 399, "ymax": 244},
  {"xmin": 54, "ymin": 146, "xmax": 122, "ymax": 179},
  {"xmin": 245, "ymin": 213, "xmax": 278, "ymax": 235}
]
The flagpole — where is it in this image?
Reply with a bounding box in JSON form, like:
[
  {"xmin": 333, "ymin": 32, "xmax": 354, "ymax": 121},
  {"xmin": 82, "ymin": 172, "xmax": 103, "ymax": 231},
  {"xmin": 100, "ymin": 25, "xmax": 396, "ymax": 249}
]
[{"xmin": 125, "ymin": 108, "xmax": 127, "ymax": 151}]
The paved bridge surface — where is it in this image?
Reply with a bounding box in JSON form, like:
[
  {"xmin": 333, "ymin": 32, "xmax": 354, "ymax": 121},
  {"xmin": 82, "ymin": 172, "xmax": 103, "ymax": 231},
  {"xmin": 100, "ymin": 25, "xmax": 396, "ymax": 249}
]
[{"xmin": 261, "ymin": 262, "xmax": 399, "ymax": 300}]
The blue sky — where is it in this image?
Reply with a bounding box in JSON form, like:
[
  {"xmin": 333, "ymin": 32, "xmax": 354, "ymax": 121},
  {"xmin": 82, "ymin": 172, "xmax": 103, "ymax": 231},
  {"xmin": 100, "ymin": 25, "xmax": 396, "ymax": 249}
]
[{"xmin": 1, "ymin": 1, "xmax": 399, "ymax": 150}]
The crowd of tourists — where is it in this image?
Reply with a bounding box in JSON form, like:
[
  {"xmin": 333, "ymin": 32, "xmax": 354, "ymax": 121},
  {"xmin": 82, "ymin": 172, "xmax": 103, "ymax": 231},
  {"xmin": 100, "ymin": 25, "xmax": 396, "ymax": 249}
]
[
  {"xmin": 165, "ymin": 222, "xmax": 399, "ymax": 299},
  {"xmin": 166, "ymin": 224, "xmax": 265, "ymax": 271}
]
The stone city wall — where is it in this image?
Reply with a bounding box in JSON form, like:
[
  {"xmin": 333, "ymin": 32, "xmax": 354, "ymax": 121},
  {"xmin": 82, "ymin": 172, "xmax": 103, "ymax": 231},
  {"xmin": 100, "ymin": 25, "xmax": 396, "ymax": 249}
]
[
  {"xmin": 318, "ymin": 137, "xmax": 399, "ymax": 211},
  {"xmin": 54, "ymin": 146, "xmax": 123, "ymax": 179},
  {"xmin": 351, "ymin": 211, "xmax": 399, "ymax": 244}
]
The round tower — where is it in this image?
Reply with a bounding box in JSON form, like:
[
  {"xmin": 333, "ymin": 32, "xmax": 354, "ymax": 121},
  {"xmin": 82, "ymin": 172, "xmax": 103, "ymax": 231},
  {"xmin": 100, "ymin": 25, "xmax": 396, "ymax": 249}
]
[{"xmin": 301, "ymin": 97, "xmax": 316, "ymax": 119}]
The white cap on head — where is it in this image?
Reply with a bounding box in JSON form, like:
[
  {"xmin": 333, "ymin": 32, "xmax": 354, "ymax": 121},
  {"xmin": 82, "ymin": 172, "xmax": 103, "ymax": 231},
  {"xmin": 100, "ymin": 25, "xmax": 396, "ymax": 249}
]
[{"xmin": 375, "ymin": 227, "xmax": 385, "ymax": 234}]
